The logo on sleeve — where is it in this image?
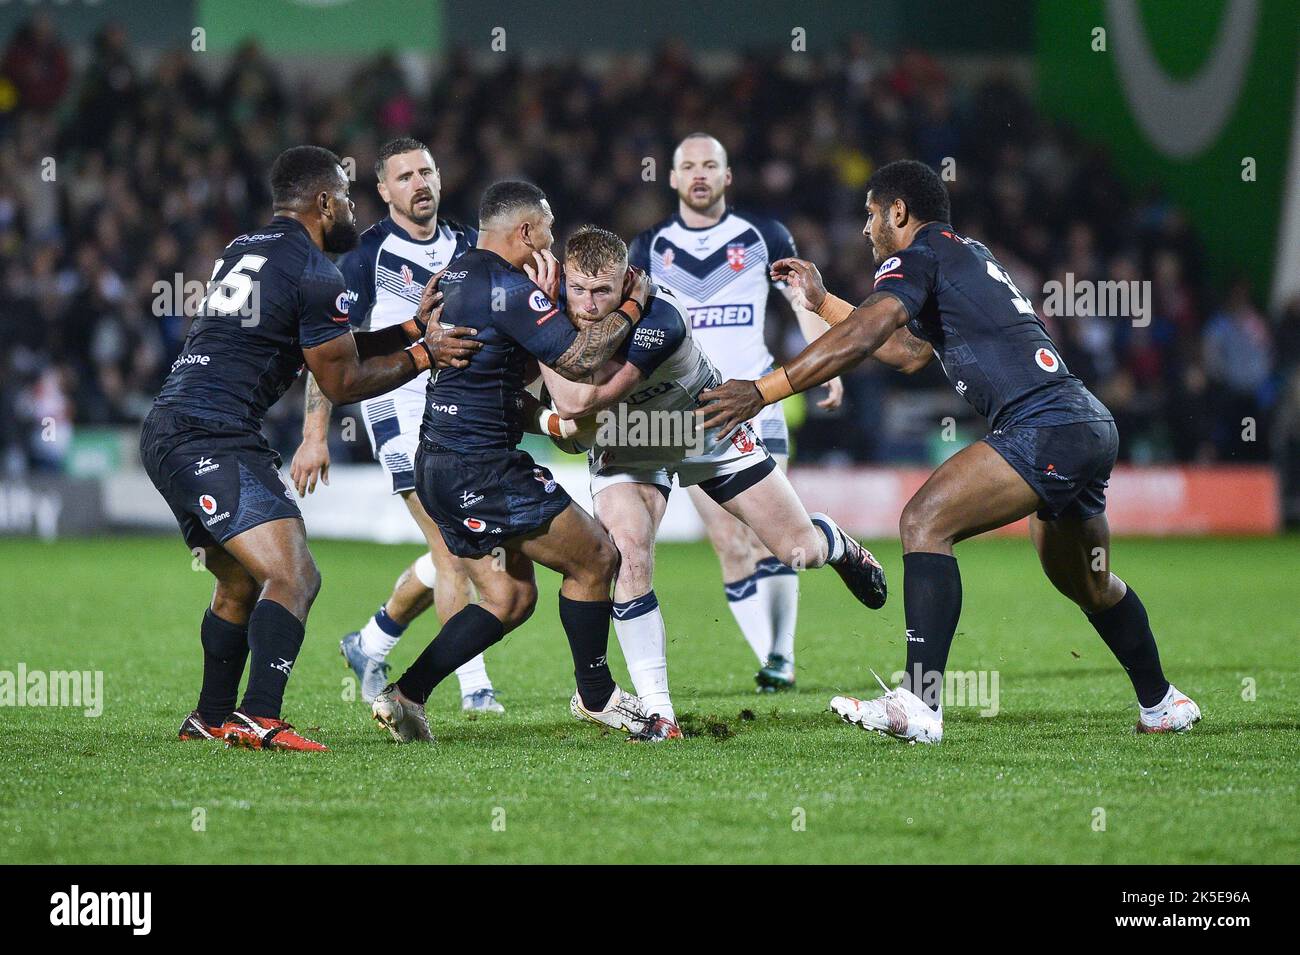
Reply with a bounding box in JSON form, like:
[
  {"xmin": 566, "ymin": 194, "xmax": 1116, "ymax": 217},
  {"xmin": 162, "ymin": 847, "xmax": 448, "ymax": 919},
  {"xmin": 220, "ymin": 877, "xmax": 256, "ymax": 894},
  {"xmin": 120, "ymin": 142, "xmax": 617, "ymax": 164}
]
[
  {"xmin": 1034, "ymin": 348, "xmax": 1060, "ymax": 372},
  {"xmin": 528, "ymin": 290, "xmax": 553, "ymax": 313},
  {"xmin": 874, "ymin": 256, "xmax": 902, "ymax": 282}
]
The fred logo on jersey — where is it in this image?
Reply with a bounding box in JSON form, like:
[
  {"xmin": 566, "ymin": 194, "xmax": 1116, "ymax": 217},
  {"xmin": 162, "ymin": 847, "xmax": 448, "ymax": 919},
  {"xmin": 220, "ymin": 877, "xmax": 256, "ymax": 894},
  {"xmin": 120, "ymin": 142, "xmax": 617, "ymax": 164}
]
[{"xmin": 689, "ymin": 304, "xmax": 753, "ymax": 328}]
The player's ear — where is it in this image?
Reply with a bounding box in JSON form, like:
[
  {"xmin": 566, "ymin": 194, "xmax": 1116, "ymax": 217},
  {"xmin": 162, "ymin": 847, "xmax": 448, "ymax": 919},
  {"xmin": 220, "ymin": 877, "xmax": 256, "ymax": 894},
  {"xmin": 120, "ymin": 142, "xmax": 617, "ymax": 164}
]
[
  {"xmin": 724, "ymin": 167, "xmax": 733, "ymax": 188},
  {"xmin": 893, "ymin": 198, "xmax": 908, "ymax": 227},
  {"xmin": 668, "ymin": 167, "xmax": 678, "ymax": 190},
  {"xmin": 376, "ymin": 180, "xmax": 391, "ymax": 204}
]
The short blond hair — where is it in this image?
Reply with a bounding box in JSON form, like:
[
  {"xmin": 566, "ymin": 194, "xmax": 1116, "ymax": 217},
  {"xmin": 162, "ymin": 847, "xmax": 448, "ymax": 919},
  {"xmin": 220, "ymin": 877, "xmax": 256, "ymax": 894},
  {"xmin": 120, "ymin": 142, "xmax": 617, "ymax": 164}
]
[{"xmin": 564, "ymin": 225, "xmax": 627, "ymax": 276}]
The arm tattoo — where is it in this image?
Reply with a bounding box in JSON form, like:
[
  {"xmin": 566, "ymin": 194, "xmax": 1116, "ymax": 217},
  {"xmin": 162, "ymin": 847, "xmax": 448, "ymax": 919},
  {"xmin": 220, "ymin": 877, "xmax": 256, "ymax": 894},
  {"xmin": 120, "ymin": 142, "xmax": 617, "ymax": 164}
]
[
  {"xmin": 900, "ymin": 328, "xmax": 929, "ymax": 358},
  {"xmin": 304, "ymin": 373, "xmax": 332, "ymax": 423},
  {"xmin": 553, "ymin": 310, "xmax": 633, "ymax": 380}
]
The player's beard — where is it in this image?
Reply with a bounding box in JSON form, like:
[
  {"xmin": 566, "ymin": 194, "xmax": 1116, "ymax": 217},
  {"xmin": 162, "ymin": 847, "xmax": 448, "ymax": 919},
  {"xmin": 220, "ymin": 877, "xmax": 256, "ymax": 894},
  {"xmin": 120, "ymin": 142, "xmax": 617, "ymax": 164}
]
[
  {"xmin": 406, "ymin": 193, "xmax": 437, "ymax": 225},
  {"xmin": 323, "ymin": 216, "xmax": 359, "ymax": 253},
  {"xmin": 871, "ymin": 221, "xmax": 898, "ymax": 265},
  {"xmin": 681, "ymin": 183, "xmax": 722, "ymax": 214}
]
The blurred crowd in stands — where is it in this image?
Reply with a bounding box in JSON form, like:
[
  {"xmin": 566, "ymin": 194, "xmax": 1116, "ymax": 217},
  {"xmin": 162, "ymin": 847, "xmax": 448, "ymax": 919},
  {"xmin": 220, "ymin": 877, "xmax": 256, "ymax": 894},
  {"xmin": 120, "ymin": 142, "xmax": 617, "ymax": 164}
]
[{"xmin": 2, "ymin": 14, "xmax": 1297, "ymax": 481}]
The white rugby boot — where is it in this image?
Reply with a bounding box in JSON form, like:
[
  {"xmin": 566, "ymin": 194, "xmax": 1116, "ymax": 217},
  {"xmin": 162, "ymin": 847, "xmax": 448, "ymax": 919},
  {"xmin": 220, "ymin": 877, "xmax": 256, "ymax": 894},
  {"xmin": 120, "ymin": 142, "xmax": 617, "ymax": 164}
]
[
  {"xmin": 371, "ymin": 683, "xmax": 435, "ymax": 743},
  {"xmin": 1136, "ymin": 684, "xmax": 1202, "ymax": 734},
  {"xmin": 570, "ymin": 685, "xmax": 657, "ymax": 737},
  {"xmin": 830, "ymin": 671, "xmax": 943, "ymax": 744}
]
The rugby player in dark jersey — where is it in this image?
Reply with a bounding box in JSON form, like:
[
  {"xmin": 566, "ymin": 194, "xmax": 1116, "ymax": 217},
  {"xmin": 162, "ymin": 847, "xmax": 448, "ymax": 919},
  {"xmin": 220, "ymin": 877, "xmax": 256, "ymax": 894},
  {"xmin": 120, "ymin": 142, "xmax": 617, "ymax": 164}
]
[
  {"xmin": 370, "ymin": 181, "xmax": 665, "ymax": 744},
  {"xmin": 141, "ymin": 146, "xmax": 480, "ymax": 751},
  {"xmin": 700, "ymin": 160, "xmax": 1201, "ymax": 742}
]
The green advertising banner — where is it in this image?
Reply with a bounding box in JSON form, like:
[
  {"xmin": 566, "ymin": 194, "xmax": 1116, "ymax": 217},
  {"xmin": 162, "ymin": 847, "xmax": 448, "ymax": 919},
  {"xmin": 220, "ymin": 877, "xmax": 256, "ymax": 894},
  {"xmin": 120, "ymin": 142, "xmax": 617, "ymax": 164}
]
[
  {"xmin": 197, "ymin": 0, "xmax": 443, "ymax": 54},
  {"xmin": 1037, "ymin": 0, "xmax": 1298, "ymax": 303}
]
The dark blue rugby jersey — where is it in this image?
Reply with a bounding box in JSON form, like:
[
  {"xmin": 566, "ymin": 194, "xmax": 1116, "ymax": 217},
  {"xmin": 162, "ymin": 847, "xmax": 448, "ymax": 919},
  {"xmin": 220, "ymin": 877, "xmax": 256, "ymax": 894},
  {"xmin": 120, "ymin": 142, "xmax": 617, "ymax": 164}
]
[
  {"xmin": 872, "ymin": 223, "xmax": 1112, "ymax": 430},
  {"xmin": 152, "ymin": 216, "xmax": 352, "ymax": 431},
  {"xmin": 421, "ymin": 247, "xmax": 585, "ymax": 452}
]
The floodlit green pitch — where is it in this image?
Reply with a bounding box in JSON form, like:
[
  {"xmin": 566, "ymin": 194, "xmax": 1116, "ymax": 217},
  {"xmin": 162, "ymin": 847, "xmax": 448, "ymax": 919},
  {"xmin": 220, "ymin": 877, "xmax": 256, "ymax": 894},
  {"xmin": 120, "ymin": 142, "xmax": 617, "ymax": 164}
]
[{"xmin": 1, "ymin": 535, "xmax": 1296, "ymax": 864}]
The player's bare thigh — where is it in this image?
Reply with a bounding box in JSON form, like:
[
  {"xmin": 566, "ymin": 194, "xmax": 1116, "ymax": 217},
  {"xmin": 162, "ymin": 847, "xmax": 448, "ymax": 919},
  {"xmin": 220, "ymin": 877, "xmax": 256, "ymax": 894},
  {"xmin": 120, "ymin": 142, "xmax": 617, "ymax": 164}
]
[
  {"xmin": 196, "ymin": 541, "xmax": 260, "ymax": 624},
  {"xmin": 1028, "ymin": 512, "xmax": 1126, "ymax": 613},
  {"xmin": 508, "ymin": 502, "xmax": 619, "ymax": 601},
  {"xmin": 899, "ymin": 441, "xmax": 1042, "ymax": 555},
  {"xmin": 593, "ymin": 482, "xmax": 667, "ymax": 601},
  {"xmin": 219, "ymin": 517, "xmax": 321, "ymax": 620},
  {"xmin": 457, "ymin": 545, "xmax": 538, "ymax": 632},
  {"xmin": 687, "ymin": 453, "xmax": 787, "ymax": 577},
  {"xmin": 716, "ymin": 464, "xmax": 827, "ymax": 569}
]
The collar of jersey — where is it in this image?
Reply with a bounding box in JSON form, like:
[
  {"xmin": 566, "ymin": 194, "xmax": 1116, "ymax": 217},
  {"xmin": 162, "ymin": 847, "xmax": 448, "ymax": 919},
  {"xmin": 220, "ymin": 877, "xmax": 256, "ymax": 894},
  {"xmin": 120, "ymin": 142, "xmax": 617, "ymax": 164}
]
[
  {"xmin": 671, "ymin": 207, "xmax": 731, "ymax": 232},
  {"xmin": 383, "ymin": 216, "xmax": 444, "ymax": 245},
  {"xmin": 269, "ymin": 215, "xmax": 310, "ymax": 238}
]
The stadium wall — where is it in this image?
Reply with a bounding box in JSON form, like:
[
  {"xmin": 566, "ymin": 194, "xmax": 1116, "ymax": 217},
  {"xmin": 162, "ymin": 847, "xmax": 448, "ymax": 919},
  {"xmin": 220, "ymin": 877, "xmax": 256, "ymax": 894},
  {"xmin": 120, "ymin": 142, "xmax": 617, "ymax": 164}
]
[{"xmin": 0, "ymin": 465, "xmax": 1278, "ymax": 543}]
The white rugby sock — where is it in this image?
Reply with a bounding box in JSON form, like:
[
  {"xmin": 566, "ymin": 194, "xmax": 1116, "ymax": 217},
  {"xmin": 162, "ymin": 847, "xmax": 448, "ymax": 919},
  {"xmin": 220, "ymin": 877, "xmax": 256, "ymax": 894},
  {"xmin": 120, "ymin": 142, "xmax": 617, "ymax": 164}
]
[
  {"xmin": 612, "ymin": 591, "xmax": 674, "ymax": 722},
  {"xmin": 755, "ymin": 557, "xmax": 799, "ymax": 663},
  {"xmin": 454, "ymin": 653, "xmax": 493, "ymax": 696},
  {"xmin": 359, "ymin": 606, "xmax": 405, "ymax": 660},
  {"xmin": 725, "ymin": 573, "xmax": 772, "ymax": 663}
]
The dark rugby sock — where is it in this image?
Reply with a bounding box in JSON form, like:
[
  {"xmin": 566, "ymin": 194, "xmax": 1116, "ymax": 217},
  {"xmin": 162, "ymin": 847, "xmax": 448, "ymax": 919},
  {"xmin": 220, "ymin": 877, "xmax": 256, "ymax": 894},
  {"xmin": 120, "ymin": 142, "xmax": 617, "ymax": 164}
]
[
  {"xmin": 239, "ymin": 599, "xmax": 305, "ymax": 719},
  {"xmin": 197, "ymin": 609, "xmax": 248, "ymax": 726},
  {"xmin": 900, "ymin": 552, "xmax": 962, "ymax": 711},
  {"xmin": 559, "ymin": 595, "xmax": 617, "ymax": 711},
  {"xmin": 397, "ymin": 605, "xmax": 504, "ymax": 705},
  {"xmin": 1085, "ymin": 585, "xmax": 1169, "ymax": 708}
]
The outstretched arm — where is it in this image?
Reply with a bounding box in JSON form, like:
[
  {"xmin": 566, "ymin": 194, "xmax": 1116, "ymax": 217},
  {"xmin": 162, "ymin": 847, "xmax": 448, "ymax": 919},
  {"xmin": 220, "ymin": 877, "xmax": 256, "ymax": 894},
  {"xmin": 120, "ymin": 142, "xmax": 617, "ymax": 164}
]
[
  {"xmin": 780, "ymin": 284, "xmax": 845, "ymax": 408},
  {"xmin": 698, "ymin": 266, "xmax": 912, "ymax": 435}
]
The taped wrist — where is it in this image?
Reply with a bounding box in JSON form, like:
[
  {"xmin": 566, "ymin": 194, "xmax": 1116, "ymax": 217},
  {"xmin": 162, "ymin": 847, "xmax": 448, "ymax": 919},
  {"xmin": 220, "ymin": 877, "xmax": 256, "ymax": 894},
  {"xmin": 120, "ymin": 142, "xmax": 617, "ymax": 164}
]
[
  {"xmin": 756, "ymin": 367, "xmax": 794, "ymax": 404},
  {"xmin": 816, "ymin": 293, "xmax": 855, "ymax": 326},
  {"xmin": 405, "ymin": 339, "xmax": 433, "ymax": 372}
]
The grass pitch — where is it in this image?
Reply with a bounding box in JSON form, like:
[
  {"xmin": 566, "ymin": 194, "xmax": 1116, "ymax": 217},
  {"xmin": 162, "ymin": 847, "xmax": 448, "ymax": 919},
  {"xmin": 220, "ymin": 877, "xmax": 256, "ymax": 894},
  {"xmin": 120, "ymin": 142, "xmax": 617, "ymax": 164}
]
[{"xmin": 1, "ymin": 533, "xmax": 1297, "ymax": 864}]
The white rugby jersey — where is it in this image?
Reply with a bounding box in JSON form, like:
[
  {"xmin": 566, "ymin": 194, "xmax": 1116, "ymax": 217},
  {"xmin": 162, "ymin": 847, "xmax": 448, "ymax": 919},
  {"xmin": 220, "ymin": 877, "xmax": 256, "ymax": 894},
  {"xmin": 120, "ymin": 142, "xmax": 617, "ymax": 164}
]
[
  {"xmin": 336, "ymin": 215, "xmax": 476, "ymax": 407},
  {"xmin": 589, "ymin": 285, "xmax": 724, "ymax": 464},
  {"xmin": 629, "ymin": 208, "xmax": 796, "ymax": 382}
]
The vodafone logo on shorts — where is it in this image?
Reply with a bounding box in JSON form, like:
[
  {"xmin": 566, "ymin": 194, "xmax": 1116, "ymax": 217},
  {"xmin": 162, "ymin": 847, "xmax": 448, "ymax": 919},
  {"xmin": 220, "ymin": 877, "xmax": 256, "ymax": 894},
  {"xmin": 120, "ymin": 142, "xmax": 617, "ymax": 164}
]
[
  {"xmin": 1034, "ymin": 348, "xmax": 1060, "ymax": 373},
  {"xmin": 463, "ymin": 517, "xmax": 486, "ymax": 532},
  {"xmin": 199, "ymin": 494, "xmax": 218, "ymax": 515}
]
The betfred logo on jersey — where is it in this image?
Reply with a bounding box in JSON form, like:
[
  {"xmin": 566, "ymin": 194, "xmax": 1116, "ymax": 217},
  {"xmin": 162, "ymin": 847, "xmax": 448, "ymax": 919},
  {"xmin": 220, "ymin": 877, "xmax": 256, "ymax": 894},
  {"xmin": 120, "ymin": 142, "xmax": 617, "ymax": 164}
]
[
  {"xmin": 689, "ymin": 305, "xmax": 753, "ymax": 328},
  {"xmin": 198, "ymin": 494, "xmax": 217, "ymax": 515},
  {"xmin": 1034, "ymin": 347, "xmax": 1060, "ymax": 373},
  {"xmin": 726, "ymin": 243, "xmax": 747, "ymax": 271}
]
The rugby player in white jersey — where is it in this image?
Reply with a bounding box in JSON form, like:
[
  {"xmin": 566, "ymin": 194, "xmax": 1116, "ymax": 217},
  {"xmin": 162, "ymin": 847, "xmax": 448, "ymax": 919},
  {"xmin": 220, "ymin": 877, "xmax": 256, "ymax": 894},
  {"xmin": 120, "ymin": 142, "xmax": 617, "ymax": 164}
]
[
  {"xmin": 289, "ymin": 138, "xmax": 503, "ymax": 713},
  {"xmin": 629, "ymin": 132, "xmax": 844, "ymax": 692},
  {"xmin": 535, "ymin": 227, "xmax": 885, "ymax": 740}
]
